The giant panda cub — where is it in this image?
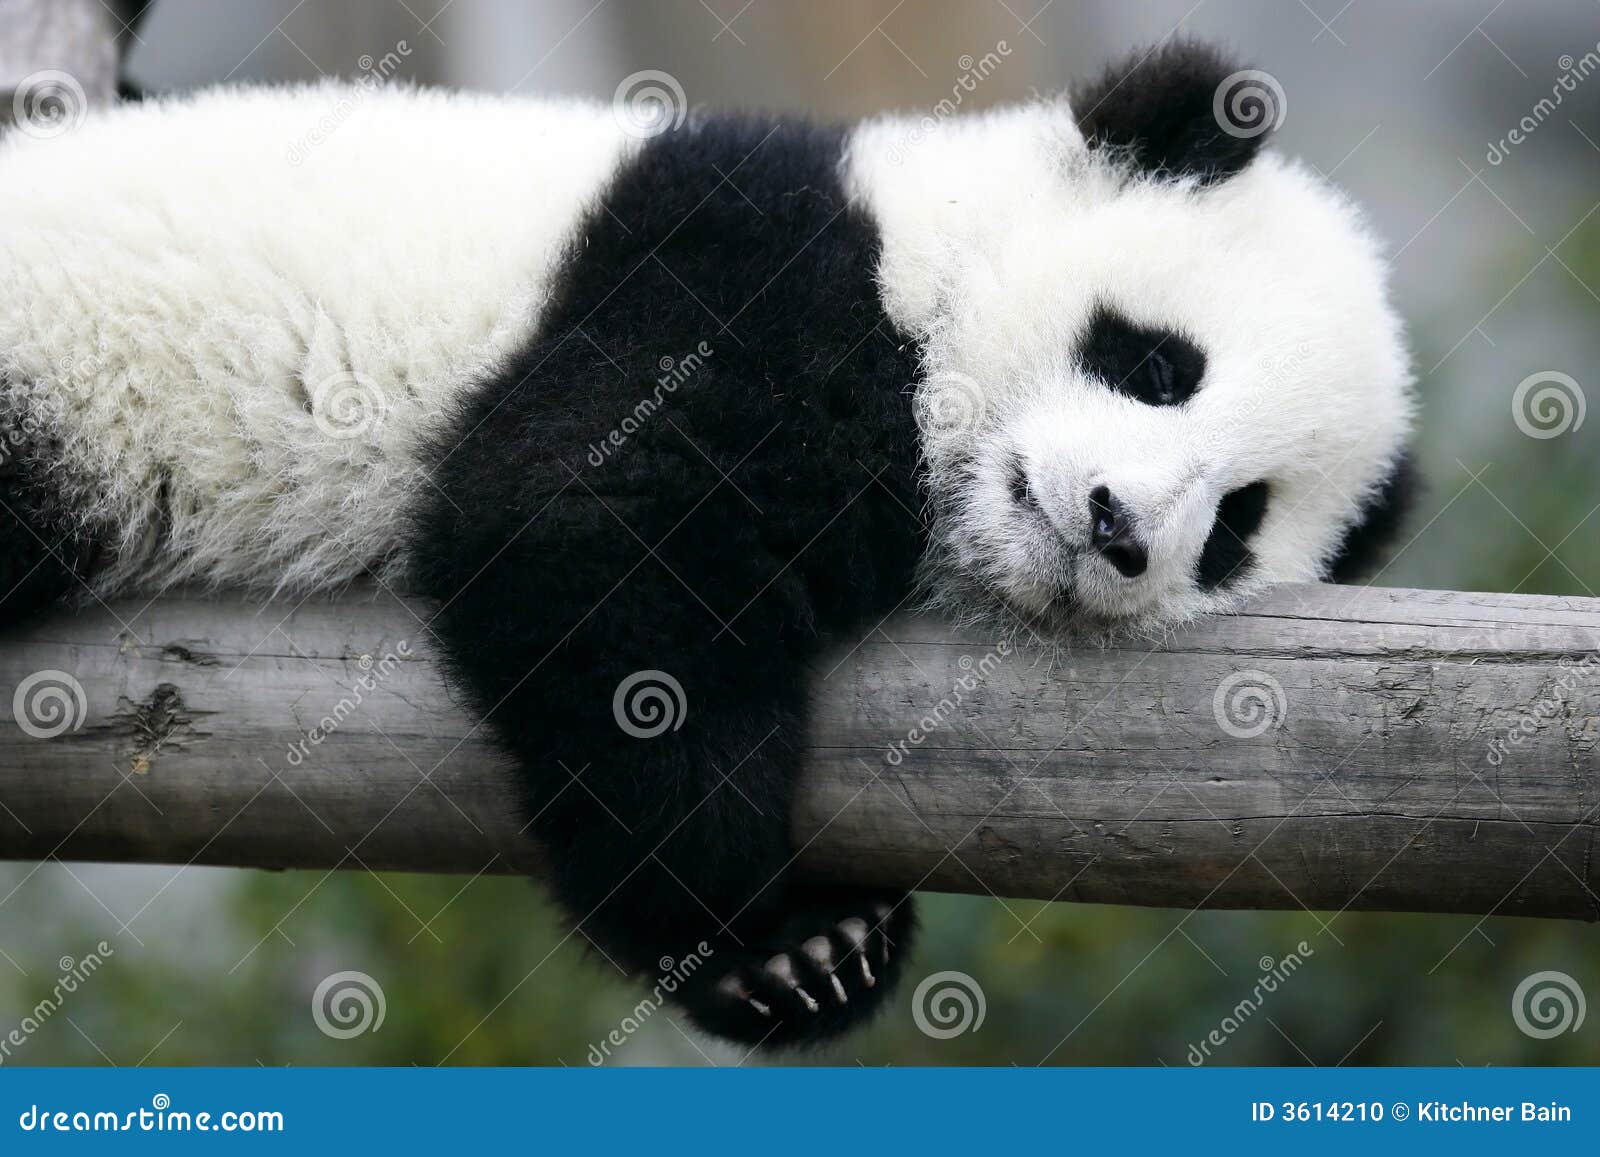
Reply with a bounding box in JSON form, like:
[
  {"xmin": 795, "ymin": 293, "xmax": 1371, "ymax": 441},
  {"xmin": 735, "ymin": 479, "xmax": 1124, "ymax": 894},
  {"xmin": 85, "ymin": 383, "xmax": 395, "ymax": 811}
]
[{"xmin": 0, "ymin": 41, "xmax": 1413, "ymax": 1046}]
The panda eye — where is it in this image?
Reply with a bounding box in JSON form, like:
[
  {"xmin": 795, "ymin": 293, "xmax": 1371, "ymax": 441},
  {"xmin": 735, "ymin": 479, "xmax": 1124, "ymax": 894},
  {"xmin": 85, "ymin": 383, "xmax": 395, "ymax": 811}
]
[
  {"xmin": 1007, "ymin": 456, "xmax": 1038, "ymax": 508},
  {"xmin": 1078, "ymin": 303, "xmax": 1206, "ymax": 407}
]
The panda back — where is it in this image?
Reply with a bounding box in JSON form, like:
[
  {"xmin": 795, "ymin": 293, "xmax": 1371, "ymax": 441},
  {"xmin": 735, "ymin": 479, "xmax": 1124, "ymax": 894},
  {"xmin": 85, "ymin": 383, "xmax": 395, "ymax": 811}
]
[{"xmin": 0, "ymin": 83, "xmax": 631, "ymax": 593}]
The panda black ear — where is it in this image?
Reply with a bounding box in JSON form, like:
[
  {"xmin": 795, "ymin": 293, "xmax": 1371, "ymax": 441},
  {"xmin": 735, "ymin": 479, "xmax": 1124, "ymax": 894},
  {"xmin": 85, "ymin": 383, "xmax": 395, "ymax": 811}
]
[
  {"xmin": 1326, "ymin": 452, "xmax": 1421, "ymax": 584},
  {"xmin": 1072, "ymin": 39, "xmax": 1279, "ymax": 184}
]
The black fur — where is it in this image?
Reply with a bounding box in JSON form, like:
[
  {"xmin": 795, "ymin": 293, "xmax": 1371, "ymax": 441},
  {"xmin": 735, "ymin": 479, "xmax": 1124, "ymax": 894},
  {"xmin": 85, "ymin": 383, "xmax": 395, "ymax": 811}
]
[
  {"xmin": 410, "ymin": 116, "xmax": 924, "ymax": 1047},
  {"xmin": 1327, "ymin": 452, "xmax": 1419, "ymax": 582},
  {"xmin": 0, "ymin": 414, "xmax": 110, "ymax": 619},
  {"xmin": 1078, "ymin": 302, "xmax": 1207, "ymax": 407},
  {"xmin": 1073, "ymin": 39, "xmax": 1274, "ymax": 184},
  {"xmin": 1196, "ymin": 480, "xmax": 1270, "ymax": 591}
]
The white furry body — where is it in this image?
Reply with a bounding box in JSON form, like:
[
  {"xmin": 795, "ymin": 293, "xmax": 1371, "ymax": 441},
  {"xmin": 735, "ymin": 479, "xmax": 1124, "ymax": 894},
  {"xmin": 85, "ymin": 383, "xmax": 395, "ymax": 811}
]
[{"xmin": 0, "ymin": 84, "xmax": 630, "ymax": 593}]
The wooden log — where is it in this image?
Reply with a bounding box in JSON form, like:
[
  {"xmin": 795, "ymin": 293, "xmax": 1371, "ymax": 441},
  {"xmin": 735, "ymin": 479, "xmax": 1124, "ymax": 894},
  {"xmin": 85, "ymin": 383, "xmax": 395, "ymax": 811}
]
[{"xmin": 0, "ymin": 584, "xmax": 1596, "ymax": 919}]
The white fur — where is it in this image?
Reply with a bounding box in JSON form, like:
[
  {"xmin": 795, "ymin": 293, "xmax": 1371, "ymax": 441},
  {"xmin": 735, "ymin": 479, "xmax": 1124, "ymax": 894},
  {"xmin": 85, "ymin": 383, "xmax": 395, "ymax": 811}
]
[
  {"xmin": 0, "ymin": 82, "xmax": 631, "ymax": 593},
  {"xmin": 845, "ymin": 100, "xmax": 1414, "ymax": 627}
]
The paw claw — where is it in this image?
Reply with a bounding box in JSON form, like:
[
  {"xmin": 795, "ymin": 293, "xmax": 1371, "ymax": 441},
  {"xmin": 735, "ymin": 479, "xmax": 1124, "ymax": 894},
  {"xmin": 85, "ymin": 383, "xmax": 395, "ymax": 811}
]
[
  {"xmin": 717, "ymin": 974, "xmax": 772, "ymax": 1018},
  {"xmin": 802, "ymin": 935, "xmax": 849, "ymax": 1005},
  {"xmin": 764, "ymin": 953, "xmax": 820, "ymax": 1014},
  {"xmin": 837, "ymin": 916, "xmax": 877, "ymax": 987}
]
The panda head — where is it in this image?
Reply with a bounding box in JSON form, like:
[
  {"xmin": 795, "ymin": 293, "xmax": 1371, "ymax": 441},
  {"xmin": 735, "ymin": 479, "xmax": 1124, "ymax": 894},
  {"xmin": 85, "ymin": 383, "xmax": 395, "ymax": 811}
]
[{"xmin": 865, "ymin": 41, "xmax": 1417, "ymax": 632}]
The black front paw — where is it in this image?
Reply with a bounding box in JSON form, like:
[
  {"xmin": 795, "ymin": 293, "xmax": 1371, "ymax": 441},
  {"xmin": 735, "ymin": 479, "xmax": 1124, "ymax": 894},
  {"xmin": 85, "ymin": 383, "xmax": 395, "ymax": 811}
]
[{"xmin": 681, "ymin": 890, "xmax": 916, "ymax": 1048}]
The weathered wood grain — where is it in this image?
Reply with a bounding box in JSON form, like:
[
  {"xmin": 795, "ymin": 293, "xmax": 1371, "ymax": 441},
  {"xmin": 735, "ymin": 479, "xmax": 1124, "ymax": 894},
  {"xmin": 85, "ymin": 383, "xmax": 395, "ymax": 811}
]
[{"xmin": 0, "ymin": 584, "xmax": 1595, "ymax": 919}]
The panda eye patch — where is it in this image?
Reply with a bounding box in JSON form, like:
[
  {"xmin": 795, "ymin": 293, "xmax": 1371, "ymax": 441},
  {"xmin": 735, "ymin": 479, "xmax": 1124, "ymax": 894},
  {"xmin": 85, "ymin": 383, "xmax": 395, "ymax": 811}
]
[
  {"xmin": 1196, "ymin": 480, "xmax": 1271, "ymax": 590},
  {"xmin": 1078, "ymin": 303, "xmax": 1206, "ymax": 406}
]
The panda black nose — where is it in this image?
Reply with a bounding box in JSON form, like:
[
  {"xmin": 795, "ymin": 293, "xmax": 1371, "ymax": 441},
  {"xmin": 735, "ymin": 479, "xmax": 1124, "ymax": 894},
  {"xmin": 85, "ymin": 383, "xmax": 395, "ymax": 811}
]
[{"xmin": 1089, "ymin": 485, "xmax": 1148, "ymax": 578}]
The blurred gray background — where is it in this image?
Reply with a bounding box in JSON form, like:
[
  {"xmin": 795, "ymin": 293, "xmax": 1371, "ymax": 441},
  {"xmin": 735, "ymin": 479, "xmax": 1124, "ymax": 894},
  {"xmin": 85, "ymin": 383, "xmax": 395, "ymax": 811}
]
[{"xmin": 0, "ymin": 0, "xmax": 1596, "ymax": 1065}]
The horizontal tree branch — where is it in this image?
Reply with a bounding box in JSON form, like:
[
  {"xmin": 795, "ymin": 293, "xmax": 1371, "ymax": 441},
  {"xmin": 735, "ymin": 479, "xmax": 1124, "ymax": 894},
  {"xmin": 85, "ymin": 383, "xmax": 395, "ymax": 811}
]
[{"xmin": 0, "ymin": 584, "xmax": 1596, "ymax": 919}]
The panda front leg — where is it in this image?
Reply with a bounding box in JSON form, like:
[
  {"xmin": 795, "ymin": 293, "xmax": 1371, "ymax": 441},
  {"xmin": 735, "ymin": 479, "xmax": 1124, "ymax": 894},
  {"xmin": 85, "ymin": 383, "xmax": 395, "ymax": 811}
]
[
  {"xmin": 534, "ymin": 645, "xmax": 916, "ymax": 1048},
  {"xmin": 415, "ymin": 489, "xmax": 915, "ymax": 1048}
]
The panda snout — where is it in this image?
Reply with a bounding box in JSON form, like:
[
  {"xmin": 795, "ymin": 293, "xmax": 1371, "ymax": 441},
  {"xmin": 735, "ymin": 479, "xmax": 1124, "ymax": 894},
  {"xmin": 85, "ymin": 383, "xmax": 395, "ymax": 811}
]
[{"xmin": 1088, "ymin": 485, "xmax": 1148, "ymax": 578}]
